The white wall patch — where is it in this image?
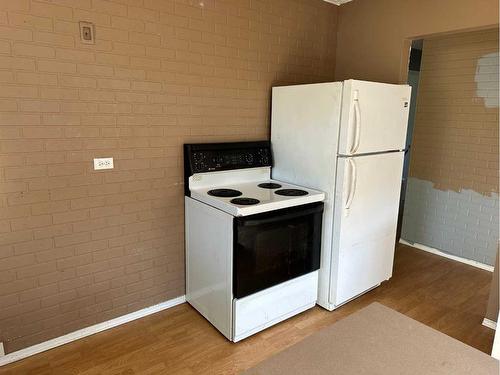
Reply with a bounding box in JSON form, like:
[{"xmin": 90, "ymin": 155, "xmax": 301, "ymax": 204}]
[
  {"xmin": 475, "ymin": 52, "xmax": 499, "ymax": 108},
  {"xmin": 402, "ymin": 178, "xmax": 499, "ymax": 266}
]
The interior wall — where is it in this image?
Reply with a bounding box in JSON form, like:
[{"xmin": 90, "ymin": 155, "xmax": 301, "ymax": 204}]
[
  {"xmin": 0, "ymin": 0, "xmax": 337, "ymax": 354},
  {"xmin": 401, "ymin": 29, "xmax": 499, "ymax": 265},
  {"xmin": 335, "ymin": 0, "xmax": 499, "ymax": 83}
]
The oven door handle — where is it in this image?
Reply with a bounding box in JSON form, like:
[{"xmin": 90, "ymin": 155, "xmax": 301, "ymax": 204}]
[{"xmin": 235, "ymin": 203, "xmax": 324, "ymax": 227}]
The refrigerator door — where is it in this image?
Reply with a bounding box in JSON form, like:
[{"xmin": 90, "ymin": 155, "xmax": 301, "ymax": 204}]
[
  {"xmin": 338, "ymin": 80, "xmax": 411, "ymax": 155},
  {"xmin": 271, "ymin": 82, "xmax": 343, "ymax": 309},
  {"xmin": 330, "ymin": 151, "xmax": 404, "ymax": 306}
]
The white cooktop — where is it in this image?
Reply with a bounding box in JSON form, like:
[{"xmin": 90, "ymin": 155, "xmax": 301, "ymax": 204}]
[{"xmin": 190, "ymin": 179, "xmax": 325, "ymax": 217}]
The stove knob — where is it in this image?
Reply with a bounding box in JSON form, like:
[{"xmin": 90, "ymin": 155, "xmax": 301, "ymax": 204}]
[{"xmin": 257, "ymin": 149, "xmax": 269, "ymax": 164}]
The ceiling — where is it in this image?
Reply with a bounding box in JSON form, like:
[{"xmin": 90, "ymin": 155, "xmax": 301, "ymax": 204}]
[{"xmin": 323, "ymin": 0, "xmax": 353, "ymax": 5}]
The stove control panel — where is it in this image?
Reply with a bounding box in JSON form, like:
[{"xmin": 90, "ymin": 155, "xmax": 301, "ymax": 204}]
[
  {"xmin": 184, "ymin": 141, "xmax": 272, "ymax": 175},
  {"xmin": 190, "ymin": 147, "xmax": 270, "ymax": 173}
]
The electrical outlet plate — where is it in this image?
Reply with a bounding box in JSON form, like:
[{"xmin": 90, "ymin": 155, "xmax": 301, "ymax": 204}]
[
  {"xmin": 93, "ymin": 157, "xmax": 114, "ymax": 170},
  {"xmin": 0, "ymin": 342, "xmax": 5, "ymax": 357}
]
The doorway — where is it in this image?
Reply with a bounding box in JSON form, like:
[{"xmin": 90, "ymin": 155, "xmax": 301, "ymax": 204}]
[
  {"xmin": 398, "ymin": 28, "xmax": 499, "ymax": 266},
  {"xmin": 396, "ymin": 39, "xmax": 423, "ymax": 240}
]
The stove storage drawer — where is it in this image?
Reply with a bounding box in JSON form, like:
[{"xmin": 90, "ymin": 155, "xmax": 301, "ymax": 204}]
[
  {"xmin": 233, "ymin": 202, "xmax": 323, "ymax": 299},
  {"xmin": 232, "ymin": 271, "xmax": 318, "ymax": 342}
]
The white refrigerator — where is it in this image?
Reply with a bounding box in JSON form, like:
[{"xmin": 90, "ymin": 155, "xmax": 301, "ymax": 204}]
[{"xmin": 271, "ymin": 80, "xmax": 411, "ymax": 311}]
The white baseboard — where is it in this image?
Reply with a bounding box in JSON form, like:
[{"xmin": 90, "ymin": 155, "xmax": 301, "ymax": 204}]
[
  {"xmin": 482, "ymin": 318, "xmax": 497, "ymax": 330},
  {"xmin": 0, "ymin": 295, "xmax": 186, "ymax": 367},
  {"xmin": 399, "ymin": 239, "xmax": 494, "ymax": 272}
]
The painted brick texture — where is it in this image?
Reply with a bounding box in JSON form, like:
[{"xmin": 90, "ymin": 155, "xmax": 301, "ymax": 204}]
[
  {"xmin": 409, "ymin": 29, "xmax": 499, "ymax": 195},
  {"xmin": 402, "ymin": 29, "xmax": 499, "ymax": 265},
  {"xmin": 0, "ymin": 0, "xmax": 338, "ymax": 353},
  {"xmin": 402, "ymin": 179, "xmax": 499, "ymax": 265}
]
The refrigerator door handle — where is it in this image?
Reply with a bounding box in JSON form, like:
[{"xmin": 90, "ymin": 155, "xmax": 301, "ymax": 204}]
[
  {"xmin": 350, "ymin": 90, "xmax": 361, "ymax": 154},
  {"xmin": 345, "ymin": 158, "xmax": 357, "ymax": 210}
]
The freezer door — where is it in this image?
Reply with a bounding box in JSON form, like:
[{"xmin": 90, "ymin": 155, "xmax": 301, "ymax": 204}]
[
  {"xmin": 271, "ymin": 82, "xmax": 342, "ymax": 193},
  {"xmin": 330, "ymin": 152, "xmax": 404, "ymax": 306},
  {"xmin": 338, "ymin": 80, "xmax": 411, "ymax": 155}
]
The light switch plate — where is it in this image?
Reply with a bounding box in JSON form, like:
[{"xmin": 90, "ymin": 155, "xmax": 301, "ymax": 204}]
[
  {"xmin": 93, "ymin": 157, "xmax": 113, "ymax": 170},
  {"xmin": 79, "ymin": 21, "xmax": 95, "ymax": 44}
]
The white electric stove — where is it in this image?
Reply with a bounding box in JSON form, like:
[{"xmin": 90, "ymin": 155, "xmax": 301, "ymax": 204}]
[
  {"xmin": 190, "ymin": 177, "xmax": 324, "ymax": 217},
  {"xmin": 184, "ymin": 141, "xmax": 325, "ymax": 342}
]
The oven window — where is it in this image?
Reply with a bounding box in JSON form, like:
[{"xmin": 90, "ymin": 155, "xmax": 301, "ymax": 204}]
[{"xmin": 233, "ymin": 202, "xmax": 323, "ymax": 299}]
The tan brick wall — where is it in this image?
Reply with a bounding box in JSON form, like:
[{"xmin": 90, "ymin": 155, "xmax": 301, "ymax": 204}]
[
  {"xmin": 409, "ymin": 28, "xmax": 499, "ymax": 195},
  {"xmin": 0, "ymin": 0, "xmax": 337, "ymax": 353}
]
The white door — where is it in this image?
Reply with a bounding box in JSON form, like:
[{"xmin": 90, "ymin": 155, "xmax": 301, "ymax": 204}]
[
  {"xmin": 330, "ymin": 152, "xmax": 404, "ymax": 306},
  {"xmin": 338, "ymin": 80, "xmax": 412, "ymax": 155}
]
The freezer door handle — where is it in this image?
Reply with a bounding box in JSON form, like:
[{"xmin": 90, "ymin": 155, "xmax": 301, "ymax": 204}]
[
  {"xmin": 345, "ymin": 158, "xmax": 357, "ymax": 211},
  {"xmin": 349, "ymin": 90, "xmax": 361, "ymax": 154}
]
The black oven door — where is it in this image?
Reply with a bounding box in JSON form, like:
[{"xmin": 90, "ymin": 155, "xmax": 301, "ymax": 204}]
[{"xmin": 233, "ymin": 202, "xmax": 324, "ymax": 299}]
